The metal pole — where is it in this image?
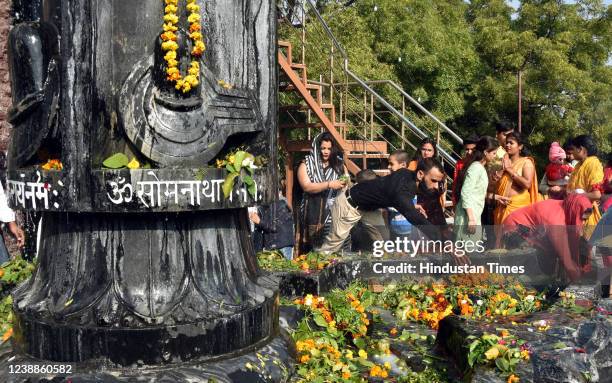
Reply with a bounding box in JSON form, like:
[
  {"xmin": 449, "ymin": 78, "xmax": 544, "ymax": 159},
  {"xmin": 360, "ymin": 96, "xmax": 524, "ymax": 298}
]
[
  {"xmin": 370, "ymin": 93, "xmax": 374, "ymax": 141},
  {"xmin": 518, "ymin": 70, "xmax": 522, "ymax": 133},
  {"xmin": 401, "ymin": 97, "xmax": 406, "ymax": 149}
]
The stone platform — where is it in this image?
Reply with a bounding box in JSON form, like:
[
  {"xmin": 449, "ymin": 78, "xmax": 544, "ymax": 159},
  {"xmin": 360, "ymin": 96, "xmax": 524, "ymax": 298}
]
[
  {"xmin": 1, "ymin": 334, "xmax": 294, "ymax": 383},
  {"xmin": 273, "ymin": 248, "xmax": 566, "ymax": 298}
]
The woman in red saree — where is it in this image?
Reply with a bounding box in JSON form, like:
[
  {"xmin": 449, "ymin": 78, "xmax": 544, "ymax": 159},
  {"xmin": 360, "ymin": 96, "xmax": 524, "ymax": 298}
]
[{"xmin": 501, "ymin": 194, "xmax": 594, "ymax": 281}]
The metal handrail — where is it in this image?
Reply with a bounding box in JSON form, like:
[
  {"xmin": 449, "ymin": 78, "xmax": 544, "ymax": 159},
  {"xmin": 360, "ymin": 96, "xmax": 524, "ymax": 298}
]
[
  {"xmin": 343, "ymin": 79, "xmax": 464, "ymax": 145},
  {"xmin": 345, "ymin": 69, "xmax": 457, "ymax": 166}
]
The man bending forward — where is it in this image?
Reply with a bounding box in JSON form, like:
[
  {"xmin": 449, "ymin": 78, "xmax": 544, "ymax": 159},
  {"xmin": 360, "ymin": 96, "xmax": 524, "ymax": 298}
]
[{"xmin": 317, "ymin": 151, "xmax": 445, "ymax": 254}]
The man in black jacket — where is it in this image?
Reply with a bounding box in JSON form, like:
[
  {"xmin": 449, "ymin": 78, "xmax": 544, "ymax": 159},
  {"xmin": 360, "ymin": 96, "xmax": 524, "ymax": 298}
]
[
  {"xmin": 250, "ymin": 191, "xmax": 295, "ymax": 260},
  {"xmin": 317, "ymin": 152, "xmax": 445, "ymax": 254}
]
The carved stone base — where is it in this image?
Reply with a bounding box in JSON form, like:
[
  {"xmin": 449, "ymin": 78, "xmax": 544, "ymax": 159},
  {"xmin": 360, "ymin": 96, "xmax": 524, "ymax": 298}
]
[
  {"xmin": 11, "ymin": 210, "xmax": 285, "ymax": 365},
  {"xmin": 0, "ymin": 334, "xmax": 295, "ymax": 382}
]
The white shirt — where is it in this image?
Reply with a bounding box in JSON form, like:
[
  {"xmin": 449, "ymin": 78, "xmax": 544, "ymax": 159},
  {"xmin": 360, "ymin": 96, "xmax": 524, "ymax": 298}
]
[{"xmin": 0, "ymin": 182, "xmax": 16, "ymax": 223}]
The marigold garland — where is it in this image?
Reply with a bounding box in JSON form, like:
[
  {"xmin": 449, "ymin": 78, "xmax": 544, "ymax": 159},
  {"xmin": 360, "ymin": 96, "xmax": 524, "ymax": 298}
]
[{"xmin": 161, "ymin": 0, "xmax": 206, "ymax": 93}]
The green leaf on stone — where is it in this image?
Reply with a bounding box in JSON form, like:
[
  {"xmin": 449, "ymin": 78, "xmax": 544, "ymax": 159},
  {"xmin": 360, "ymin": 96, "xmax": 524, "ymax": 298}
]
[
  {"xmin": 233, "ymin": 151, "xmax": 247, "ymax": 172},
  {"xmin": 353, "ymin": 337, "xmax": 366, "ymax": 350},
  {"xmin": 222, "ymin": 173, "xmax": 240, "ymax": 199},
  {"xmin": 495, "ymin": 357, "xmax": 510, "ymax": 372},
  {"xmin": 313, "ymin": 313, "xmax": 328, "ymax": 328},
  {"xmin": 247, "ymin": 184, "xmax": 257, "ymax": 199},
  {"xmin": 102, "ymin": 153, "xmax": 129, "ymax": 169},
  {"xmin": 243, "ymin": 175, "xmax": 255, "ymax": 186}
]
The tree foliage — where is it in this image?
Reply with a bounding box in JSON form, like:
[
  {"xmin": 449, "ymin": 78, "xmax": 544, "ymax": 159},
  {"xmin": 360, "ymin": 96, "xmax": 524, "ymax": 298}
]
[{"xmin": 282, "ymin": 0, "xmax": 611, "ymax": 157}]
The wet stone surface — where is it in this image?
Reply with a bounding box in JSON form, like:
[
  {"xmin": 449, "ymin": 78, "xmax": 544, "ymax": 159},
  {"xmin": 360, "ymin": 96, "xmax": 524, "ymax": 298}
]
[{"xmin": 438, "ymin": 309, "xmax": 612, "ymax": 382}]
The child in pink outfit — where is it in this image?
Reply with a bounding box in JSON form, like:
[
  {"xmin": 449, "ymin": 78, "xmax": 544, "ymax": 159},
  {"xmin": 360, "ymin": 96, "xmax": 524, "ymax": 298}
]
[{"xmin": 545, "ymin": 142, "xmax": 573, "ymax": 200}]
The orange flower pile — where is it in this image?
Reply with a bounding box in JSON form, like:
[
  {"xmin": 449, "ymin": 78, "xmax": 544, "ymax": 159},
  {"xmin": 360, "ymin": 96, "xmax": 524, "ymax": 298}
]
[
  {"xmin": 161, "ymin": 0, "xmax": 205, "ymax": 93},
  {"xmin": 369, "ymin": 363, "xmax": 390, "ymax": 379},
  {"xmin": 41, "ymin": 159, "xmax": 63, "ymax": 171},
  {"xmin": 347, "ymin": 292, "xmax": 370, "ymax": 338},
  {"xmin": 292, "ymin": 254, "xmax": 330, "ymax": 272}
]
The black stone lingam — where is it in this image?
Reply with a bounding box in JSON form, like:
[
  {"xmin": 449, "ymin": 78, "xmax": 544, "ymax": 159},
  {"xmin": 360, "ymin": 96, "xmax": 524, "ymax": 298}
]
[{"xmin": 2, "ymin": 1, "xmax": 291, "ymax": 381}]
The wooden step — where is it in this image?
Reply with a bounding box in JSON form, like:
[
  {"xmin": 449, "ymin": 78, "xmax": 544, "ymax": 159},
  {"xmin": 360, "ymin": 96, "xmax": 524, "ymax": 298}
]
[
  {"xmin": 344, "ymin": 140, "xmax": 388, "ymax": 154},
  {"xmin": 277, "ymin": 40, "xmax": 292, "ymax": 64},
  {"xmin": 290, "ymin": 63, "xmax": 308, "ymax": 84},
  {"xmin": 280, "ymin": 123, "xmax": 323, "ymax": 130},
  {"xmin": 347, "ymin": 153, "xmax": 389, "ymax": 159},
  {"xmin": 283, "ymin": 139, "xmax": 388, "ymax": 156}
]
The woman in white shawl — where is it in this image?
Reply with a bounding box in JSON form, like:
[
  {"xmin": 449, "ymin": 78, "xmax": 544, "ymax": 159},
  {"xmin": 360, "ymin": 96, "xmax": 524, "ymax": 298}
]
[{"xmin": 297, "ymin": 133, "xmax": 348, "ymax": 252}]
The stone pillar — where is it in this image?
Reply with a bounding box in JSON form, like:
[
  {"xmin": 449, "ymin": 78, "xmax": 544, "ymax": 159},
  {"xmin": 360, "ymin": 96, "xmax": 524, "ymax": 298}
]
[{"xmin": 2, "ymin": 1, "xmax": 291, "ymax": 381}]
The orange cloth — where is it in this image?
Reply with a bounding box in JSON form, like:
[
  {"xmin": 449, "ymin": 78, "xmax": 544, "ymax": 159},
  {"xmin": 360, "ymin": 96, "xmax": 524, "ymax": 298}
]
[
  {"xmin": 567, "ymin": 156, "xmax": 604, "ymax": 236},
  {"xmin": 502, "ymin": 195, "xmax": 593, "ymax": 281},
  {"xmin": 408, "ymin": 160, "xmax": 417, "ymax": 171},
  {"xmin": 493, "ymin": 157, "xmax": 539, "ymax": 226}
]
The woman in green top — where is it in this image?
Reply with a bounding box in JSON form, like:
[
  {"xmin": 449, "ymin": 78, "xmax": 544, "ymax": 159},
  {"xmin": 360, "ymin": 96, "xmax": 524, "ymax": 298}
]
[{"xmin": 454, "ymin": 136, "xmax": 499, "ymax": 242}]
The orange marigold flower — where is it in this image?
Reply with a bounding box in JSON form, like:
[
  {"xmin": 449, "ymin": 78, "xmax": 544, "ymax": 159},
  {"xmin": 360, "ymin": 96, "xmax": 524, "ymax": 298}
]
[
  {"xmin": 507, "ymin": 374, "xmax": 520, "ymax": 383},
  {"xmin": 160, "ymin": 31, "xmax": 177, "ymax": 42},
  {"xmin": 389, "ymin": 328, "xmax": 398, "ymax": 336},
  {"xmin": 299, "ymin": 354, "xmax": 310, "ymax": 363},
  {"xmin": 2, "ymin": 328, "xmax": 13, "ymax": 341}
]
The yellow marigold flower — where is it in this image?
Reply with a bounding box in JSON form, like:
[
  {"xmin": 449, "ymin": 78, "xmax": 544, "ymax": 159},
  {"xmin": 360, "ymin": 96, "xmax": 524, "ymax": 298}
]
[
  {"xmin": 165, "ymin": 0, "xmax": 178, "ymax": 5},
  {"xmin": 184, "ymin": 75, "xmax": 199, "ymax": 86},
  {"xmin": 381, "ymin": 370, "xmax": 388, "ymax": 378},
  {"xmin": 520, "ymin": 350, "xmax": 530, "ymax": 360},
  {"xmin": 164, "ymin": 4, "xmax": 178, "ymax": 13},
  {"xmin": 166, "ymin": 59, "xmax": 179, "ymax": 68},
  {"xmin": 384, "ymin": 362, "xmax": 391, "ymax": 369},
  {"xmin": 485, "ymin": 347, "xmax": 500, "ymax": 360},
  {"xmin": 163, "ymin": 23, "xmax": 178, "ymax": 32},
  {"xmin": 161, "ymin": 41, "xmax": 179, "ymax": 51},
  {"xmin": 187, "ymin": 13, "xmax": 201, "ymax": 23},
  {"xmin": 163, "ymin": 14, "xmax": 179, "ymax": 24},
  {"xmin": 181, "ymin": 83, "xmax": 192, "ymax": 93},
  {"xmin": 345, "ymin": 350, "xmax": 353, "ymax": 360},
  {"xmin": 187, "ymin": 3, "xmax": 200, "ymax": 13},
  {"xmin": 358, "ymin": 349, "xmax": 367, "ymax": 359},
  {"xmin": 328, "ymin": 320, "xmax": 336, "ymax": 328},
  {"xmin": 164, "ymin": 51, "xmax": 177, "ymax": 60},
  {"xmin": 189, "ymin": 32, "xmax": 203, "ymax": 41},
  {"xmin": 127, "ymin": 158, "xmax": 140, "ymax": 170}
]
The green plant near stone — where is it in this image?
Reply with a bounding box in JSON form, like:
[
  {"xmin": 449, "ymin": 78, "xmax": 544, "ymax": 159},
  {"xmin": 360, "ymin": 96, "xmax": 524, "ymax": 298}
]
[
  {"xmin": 257, "ymin": 250, "xmax": 299, "ymax": 272},
  {"xmin": 215, "ymin": 150, "xmax": 262, "ymax": 200},
  {"xmin": 1, "ymin": 257, "xmax": 36, "ymax": 293},
  {"xmin": 467, "ymin": 332, "xmax": 530, "ymax": 380}
]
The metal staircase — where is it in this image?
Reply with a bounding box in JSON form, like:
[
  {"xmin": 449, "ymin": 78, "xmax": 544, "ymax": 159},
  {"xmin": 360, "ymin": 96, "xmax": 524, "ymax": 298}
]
[{"xmin": 278, "ymin": 0, "xmax": 464, "ymax": 207}]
